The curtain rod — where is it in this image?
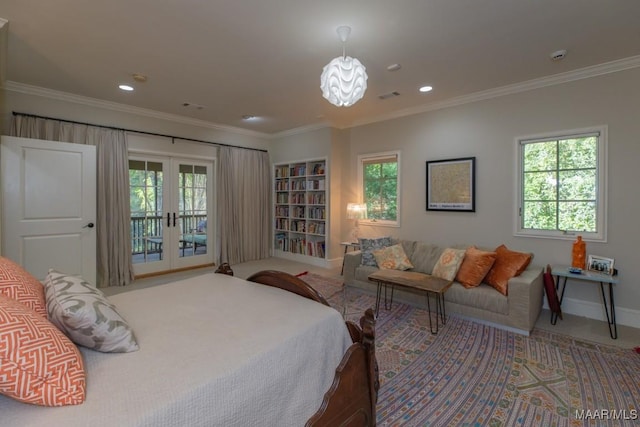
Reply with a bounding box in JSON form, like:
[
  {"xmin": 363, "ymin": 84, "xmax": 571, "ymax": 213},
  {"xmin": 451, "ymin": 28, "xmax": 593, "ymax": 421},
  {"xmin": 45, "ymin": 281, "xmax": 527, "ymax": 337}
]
[{"xmin": 11, "ymin": 111, "xmax": 268, "ymax": 153}]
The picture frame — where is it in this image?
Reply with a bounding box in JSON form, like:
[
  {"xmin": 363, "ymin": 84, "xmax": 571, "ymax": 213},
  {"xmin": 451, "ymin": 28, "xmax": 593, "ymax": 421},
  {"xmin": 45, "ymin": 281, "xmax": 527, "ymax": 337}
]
[
  {"xmin": 587, "ymin": 254, "xmax": 615, "ymax": 275},
  {"xmin": 426, "ymin": 157, "xmax": 476, "ymax": 212}
]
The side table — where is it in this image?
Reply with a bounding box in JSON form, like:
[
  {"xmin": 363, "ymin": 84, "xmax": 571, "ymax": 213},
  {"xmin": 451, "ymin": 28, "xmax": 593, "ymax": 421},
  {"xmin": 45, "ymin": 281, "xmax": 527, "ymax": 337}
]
[
  {"xmin": 340, "ymin": 241, "xmax": 360, "ymax": 275},
  {"xmin": 551, "ymin": 265, "xmax": 620, "ymax": 339}
]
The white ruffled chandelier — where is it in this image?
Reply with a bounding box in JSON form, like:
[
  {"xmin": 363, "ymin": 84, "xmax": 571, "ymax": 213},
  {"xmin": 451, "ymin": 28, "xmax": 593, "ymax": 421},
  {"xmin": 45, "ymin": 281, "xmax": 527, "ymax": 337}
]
[{"xmin": 320, "ymin": 26, "xmax": 368, "ymax": 107}]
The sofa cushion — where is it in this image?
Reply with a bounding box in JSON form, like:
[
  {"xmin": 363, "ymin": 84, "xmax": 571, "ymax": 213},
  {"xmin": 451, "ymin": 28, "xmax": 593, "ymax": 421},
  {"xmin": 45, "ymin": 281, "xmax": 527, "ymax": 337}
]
[
  {"xmin": 409, "ymin": 242, "xmax": 444, "ymax": 274},
  {"xmin": 373, "ymin": 244, "xmax": 414, "ymax": 270},
  {"xmin": 359, "ymin": 237, "xmax": 393, "ymax": 267},
  {"xmin": 484, "ymin": 245, "xmax": 533, "ymax": 296},
  {"xmin": 446, "ymin": 282, "xmax": 509, "ymax": 315},
  {"xmin": 355, "ymin": 265, "xmax": 382, "ymax": 284},
  {"xmin": 432, "ymin": 248, "xmax": 466, "ymax": 280},
  {"xmin": 455, "ymin": 247, "xmax": 497, "ymax": 288}
]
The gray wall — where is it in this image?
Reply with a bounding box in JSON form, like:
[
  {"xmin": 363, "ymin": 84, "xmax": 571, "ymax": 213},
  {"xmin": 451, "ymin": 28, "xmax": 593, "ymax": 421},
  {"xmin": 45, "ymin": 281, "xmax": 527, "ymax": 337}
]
[{"xmin": 345, "ymin": 67, "xmax": 640, "ymax": 327}]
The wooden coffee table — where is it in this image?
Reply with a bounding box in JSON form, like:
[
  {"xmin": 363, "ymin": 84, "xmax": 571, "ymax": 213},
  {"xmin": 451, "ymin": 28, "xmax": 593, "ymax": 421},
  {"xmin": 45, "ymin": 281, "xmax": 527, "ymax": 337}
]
[{"xmin": 368, "ymin": 270, "xmax": 453, "ymax": 334}]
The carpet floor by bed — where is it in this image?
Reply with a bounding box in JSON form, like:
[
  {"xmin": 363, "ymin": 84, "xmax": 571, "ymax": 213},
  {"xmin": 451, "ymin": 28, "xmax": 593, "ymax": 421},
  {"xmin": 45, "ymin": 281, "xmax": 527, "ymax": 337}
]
[{"xmin": 299, "ymin": 273, "xmax": 640, "ymax": 427}]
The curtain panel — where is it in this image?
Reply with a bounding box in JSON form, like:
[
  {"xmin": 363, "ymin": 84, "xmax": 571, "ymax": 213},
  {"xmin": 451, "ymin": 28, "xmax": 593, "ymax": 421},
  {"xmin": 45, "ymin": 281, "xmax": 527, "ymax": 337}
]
[
  {"xmin": 11, "ymin": 115, "xmax": 135, "ymax": 287},
  {"xmin": 217, "ymin": 146, "xmax": 271, "ymax": 265}
]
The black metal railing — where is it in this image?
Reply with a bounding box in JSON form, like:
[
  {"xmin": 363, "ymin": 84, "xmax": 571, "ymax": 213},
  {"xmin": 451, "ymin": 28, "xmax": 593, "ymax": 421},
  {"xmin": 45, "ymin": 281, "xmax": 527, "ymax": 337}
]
[{"xmin": 130, "ymin": 214, "xmax": 207, "ymax": 254}]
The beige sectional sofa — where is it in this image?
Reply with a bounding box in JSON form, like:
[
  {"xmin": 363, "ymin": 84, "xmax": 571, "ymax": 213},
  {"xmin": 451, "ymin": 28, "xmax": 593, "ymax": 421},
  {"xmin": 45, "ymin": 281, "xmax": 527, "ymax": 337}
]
[{"xmin": 343, "ymin": 239, "xmax": 544, "ymax": 334}]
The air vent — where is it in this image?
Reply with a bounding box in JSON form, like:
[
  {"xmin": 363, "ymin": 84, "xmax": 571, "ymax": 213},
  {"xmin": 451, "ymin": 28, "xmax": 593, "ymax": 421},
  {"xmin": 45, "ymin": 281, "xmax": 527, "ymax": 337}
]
[
  {"xmin": 378, "ymin": 91, "xmax": 400, "ymax": 100},
  {"xmin": 182, "ymin": 102, "xmax": 205, "ymax": 110}
]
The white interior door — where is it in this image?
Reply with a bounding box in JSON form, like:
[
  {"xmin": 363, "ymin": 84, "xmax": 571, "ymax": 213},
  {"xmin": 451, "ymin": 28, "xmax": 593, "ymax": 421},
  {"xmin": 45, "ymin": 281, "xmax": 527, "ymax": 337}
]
[
  {"xmin": 130, "ymin": 155, "xmax": 214, "ymax": 276},
  {"xmin": 1, "ymin": 136, "xmax": 97, "ymax": 283}
]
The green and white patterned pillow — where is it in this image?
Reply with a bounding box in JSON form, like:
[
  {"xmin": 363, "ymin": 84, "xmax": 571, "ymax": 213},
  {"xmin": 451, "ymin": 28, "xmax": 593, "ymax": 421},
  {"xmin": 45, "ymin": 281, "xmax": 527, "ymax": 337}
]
[{"xmin": 44, "ymin": 269, "xmax": 139, "ymax": 353}]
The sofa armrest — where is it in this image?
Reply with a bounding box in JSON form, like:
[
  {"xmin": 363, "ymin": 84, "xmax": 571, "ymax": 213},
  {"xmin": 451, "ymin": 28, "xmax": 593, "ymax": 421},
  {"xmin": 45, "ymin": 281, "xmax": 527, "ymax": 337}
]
[
  {"xmin": 344, "ymin": 251, "xmax": 362, "ymax": 284},
  {"xmin": 506, "ymin": 265, "xmax": 544, "ymax": 331}
]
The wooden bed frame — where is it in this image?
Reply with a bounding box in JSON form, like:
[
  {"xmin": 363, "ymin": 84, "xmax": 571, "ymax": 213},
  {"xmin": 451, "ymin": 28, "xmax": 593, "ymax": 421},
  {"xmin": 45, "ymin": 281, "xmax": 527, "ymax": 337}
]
[{"xmin": 246, "ymin": 270, "xmax": 379, "ymax": 427}]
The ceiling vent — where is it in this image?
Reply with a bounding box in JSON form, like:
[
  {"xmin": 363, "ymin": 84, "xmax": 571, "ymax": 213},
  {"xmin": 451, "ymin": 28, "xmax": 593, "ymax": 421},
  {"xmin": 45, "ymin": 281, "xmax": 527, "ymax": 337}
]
[
  {"xmin": 378, "ymin": 91, "xmax": 400, "ymax": 100},
  {"xmin": 182, "ymin": 102, "xmax": 205, "ymax": 110}
]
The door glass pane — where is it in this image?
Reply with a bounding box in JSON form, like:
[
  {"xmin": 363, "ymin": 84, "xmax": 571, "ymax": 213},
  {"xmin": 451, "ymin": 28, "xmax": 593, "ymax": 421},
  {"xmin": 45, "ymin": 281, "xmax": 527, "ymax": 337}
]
[
  {"xmin": 178, "ymin": 163, "xmax": 208, "ymax": 258},
  {"xmin": 129, "ymin": 160, "xmax": 164, "ymax": 264}
]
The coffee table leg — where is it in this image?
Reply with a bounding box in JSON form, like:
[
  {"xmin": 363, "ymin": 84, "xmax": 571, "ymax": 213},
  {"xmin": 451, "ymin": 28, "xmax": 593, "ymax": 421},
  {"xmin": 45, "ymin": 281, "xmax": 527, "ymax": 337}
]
[
  {"xmin": 375, "ymin": 281, "xmax": 382, "ymax": 316},
  {"xmin": 385, "ymin": 284, "xmax": 395, "ymax": 310},
  {"xmin": 437, "ymin": 293, "xmax": 447, "ymax": 325}
]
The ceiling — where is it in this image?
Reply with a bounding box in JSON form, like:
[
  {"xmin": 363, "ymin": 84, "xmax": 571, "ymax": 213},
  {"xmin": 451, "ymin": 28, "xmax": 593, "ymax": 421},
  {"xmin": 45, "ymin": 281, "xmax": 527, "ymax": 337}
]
[{"xmin": 2, "ymin": 1, "xmax": 640, "ymax": 136}]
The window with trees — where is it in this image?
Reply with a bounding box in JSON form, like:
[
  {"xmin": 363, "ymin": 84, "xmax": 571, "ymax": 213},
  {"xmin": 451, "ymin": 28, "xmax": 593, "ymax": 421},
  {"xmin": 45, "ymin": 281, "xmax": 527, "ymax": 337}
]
[
  {"xmin": 516, "ymin": 126, "xmax": 607, "ymax": 241},
  {"xmin": 358, "ymin": 151, "xmax": 400, "ymax": 226}
]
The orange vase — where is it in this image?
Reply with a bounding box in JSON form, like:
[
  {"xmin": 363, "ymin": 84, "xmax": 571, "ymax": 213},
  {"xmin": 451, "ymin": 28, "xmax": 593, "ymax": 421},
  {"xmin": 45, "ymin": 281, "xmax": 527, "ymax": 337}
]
[{"xmin": 571, "ymin": 236, "xmax": 586, "ymax": 269}]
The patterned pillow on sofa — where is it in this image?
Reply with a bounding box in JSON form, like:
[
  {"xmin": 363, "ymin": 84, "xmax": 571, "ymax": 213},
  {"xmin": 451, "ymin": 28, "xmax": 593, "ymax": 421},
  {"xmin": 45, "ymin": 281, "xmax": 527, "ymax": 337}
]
[
  {"xmin": 359, "ymin": 237, "xmax": 393, "ymax": 267},
  {"xmin": 373, "ymin": 244, "xmax": 414, "ymax": 270},
  {"xmin": 432, "ymin": 248, "xmax": 466, "ymax": 280},
  {"xmin": 44, "ymin": 269, "xmax": 139, "ymax": 353}
]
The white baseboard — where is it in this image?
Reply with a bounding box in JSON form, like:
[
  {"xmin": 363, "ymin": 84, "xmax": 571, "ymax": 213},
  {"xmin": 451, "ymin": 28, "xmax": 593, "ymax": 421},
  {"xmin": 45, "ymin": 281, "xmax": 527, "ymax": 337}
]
[{"xmin": 543, "ymin": 297, "xmax": 640, "ymax": 329}]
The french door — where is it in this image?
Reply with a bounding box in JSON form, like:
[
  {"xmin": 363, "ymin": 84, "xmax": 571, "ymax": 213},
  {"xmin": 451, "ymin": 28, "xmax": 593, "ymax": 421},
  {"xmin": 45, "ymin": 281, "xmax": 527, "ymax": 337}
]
[{"xmin": 129, "ymin": 155, "xmax": 214, "ymax": 275}]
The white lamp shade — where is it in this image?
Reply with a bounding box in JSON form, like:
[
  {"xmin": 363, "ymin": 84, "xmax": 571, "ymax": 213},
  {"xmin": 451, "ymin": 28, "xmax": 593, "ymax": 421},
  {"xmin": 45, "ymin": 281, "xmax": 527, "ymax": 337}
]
[
  {"xmin": 346, "ymin": 203, "xmax": 367, "ymax": 219},
  {"xmin": 320, "ymin": 56, "xmax": 368, "ymax": 107}
]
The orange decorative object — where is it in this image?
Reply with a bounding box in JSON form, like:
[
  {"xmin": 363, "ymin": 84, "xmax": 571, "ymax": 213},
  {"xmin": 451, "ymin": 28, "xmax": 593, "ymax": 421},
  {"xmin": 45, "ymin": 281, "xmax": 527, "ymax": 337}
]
[{"xmin": 571, "ymin": 236, "xmax": 586, "ymax": 269}]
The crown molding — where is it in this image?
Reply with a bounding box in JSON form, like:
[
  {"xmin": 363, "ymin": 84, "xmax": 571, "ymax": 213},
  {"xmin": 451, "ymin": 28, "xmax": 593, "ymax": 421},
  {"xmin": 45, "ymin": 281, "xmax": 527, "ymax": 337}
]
[
  {"xmin": 6, "ymin": 55, "xmax": 640, "ymax": 139},
  {"xmin": 3, "ymin": 81, "xmax": 270, "ymax": 139},
  {"xmin": 352, "ymin": 55, "xmax": 640, "ymax": 128}
]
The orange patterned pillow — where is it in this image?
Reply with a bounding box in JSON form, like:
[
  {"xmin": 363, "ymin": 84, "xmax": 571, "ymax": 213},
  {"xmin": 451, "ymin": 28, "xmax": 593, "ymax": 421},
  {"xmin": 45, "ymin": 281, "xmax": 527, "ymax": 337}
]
[
  {"xmin": 455, "ymin": 247, "xmax": 497, "ymax": 288},
  {"xmin": 373, "ymin": 244, "xmax": 414, "ymax": 270},
  {"xmin": 484, "ymin": 244, "xmax": 533, "ymax": 296},
  {"xmin": 0, "ymin": 294, "xmax": 86, "ymax": 406},
  {"xmin": 0, "ymin": 256, "xmax": 47, "ymax": 318}
]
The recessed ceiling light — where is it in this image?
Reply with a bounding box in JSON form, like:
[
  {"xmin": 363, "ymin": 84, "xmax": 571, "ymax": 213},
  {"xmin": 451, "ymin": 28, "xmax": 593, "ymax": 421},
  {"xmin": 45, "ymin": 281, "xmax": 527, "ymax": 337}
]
[
  {"xmin": 242, "ymin": 115, "xmax": 258, "ymax": 121},
  {"xmin": 419, "ymin": 85, "xmax": 433, "ymax": 93},
  {"xmin": 119, "ymin": 84, "xmax": 134, "ymax": 91}
]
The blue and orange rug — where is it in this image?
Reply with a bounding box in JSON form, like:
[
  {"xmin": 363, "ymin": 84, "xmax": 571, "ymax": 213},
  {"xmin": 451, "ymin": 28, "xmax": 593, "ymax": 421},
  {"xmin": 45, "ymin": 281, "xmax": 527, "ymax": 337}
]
[{"xmin": 299, "ymin": 273, "xmax": 640, "ymax": 427}]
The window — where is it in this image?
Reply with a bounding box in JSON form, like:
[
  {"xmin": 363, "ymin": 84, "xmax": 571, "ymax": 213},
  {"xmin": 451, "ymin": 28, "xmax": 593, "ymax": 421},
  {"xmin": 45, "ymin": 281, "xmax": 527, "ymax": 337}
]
[
  {"xmin": 516, "ymin": 126, "xmax": 607, "ymax": 241},
  {"xmin": 358, "ymin": 151, "xmax": 400, "ymax": 226}
]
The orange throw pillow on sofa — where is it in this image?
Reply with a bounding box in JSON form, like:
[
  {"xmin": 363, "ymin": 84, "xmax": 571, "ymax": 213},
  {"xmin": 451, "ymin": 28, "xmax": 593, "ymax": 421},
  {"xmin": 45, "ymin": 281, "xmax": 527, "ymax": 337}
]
[
  {"xmin": 455, "ymin": 247, "xmax": 497, "ymax": 288},
  {"xmin": 484, "ymin": 244, "xmax": 532, "ymax": 296}
]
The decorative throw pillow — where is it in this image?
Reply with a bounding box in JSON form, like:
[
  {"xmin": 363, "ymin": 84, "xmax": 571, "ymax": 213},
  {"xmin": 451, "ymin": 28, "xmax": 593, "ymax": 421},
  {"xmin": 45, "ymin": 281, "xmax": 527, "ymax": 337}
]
[
  {"xmin": 455, "ymin": 247, "xmax": 497, "ymax": 288},
  {"xmin": 373, "ymin": 244, "xmax": 414, "ymax": 270},
  {"xmin": 432, "ymin": 248, "xmax": 466, "ymax": 280},
  {"xmin": 0, "ymin": 294, "xmax": 86, "ymax": 406},
  {"xmin": 484, "ymin": 244, "xmax": 533, "ymax": 295},
  {"xmin": 359, "ymin": 237, "xmax": 393, "ymax": 267},
  {"xmin": 44, "ymin": 269, "xmax": 140, "ymax": 353},
  {"xmin": 0, "ymin": 256, "xmax": 47, "ymax": 318}
]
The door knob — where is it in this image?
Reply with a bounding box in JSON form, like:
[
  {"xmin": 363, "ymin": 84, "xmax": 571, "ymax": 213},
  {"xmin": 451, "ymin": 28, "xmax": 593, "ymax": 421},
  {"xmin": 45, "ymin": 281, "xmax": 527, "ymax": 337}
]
[{"xmin": 84, "ymin": 222, "xmax": 95, "ymax": 228}]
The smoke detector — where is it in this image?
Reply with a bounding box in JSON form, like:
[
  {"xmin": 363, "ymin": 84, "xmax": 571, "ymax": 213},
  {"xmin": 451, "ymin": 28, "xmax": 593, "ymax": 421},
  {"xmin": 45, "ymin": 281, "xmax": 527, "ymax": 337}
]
[{"xmin": 550, "ymin": 50, "xmax": 567, "ymax": 61}]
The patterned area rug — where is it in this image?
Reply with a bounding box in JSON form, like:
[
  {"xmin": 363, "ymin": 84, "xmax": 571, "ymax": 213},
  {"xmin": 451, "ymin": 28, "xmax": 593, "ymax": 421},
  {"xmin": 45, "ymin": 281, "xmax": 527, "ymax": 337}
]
[{"xmin": 299, "ymin": 273, "xmax": 640, "ymax": 427}]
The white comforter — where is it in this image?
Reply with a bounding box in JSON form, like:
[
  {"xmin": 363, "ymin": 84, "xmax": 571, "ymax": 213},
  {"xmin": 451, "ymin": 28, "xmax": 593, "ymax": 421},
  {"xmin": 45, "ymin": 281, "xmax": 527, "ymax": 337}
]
[{"xmin": 0, "ymin": 273, "xmax": 353, "ymax": 426}]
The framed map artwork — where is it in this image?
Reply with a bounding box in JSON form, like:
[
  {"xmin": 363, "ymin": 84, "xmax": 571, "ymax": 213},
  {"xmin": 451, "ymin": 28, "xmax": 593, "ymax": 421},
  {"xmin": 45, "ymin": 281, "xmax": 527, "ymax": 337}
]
[{"xmin": 426, "ymin": 157, "xmax": 476, "ymax": 212}]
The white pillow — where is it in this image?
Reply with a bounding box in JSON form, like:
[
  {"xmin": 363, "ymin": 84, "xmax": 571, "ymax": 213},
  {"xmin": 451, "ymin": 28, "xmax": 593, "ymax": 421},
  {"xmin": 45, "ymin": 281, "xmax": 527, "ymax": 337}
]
[{"xmin": 44, "ymin": 269, "xmax": 139, "ymax": 353}]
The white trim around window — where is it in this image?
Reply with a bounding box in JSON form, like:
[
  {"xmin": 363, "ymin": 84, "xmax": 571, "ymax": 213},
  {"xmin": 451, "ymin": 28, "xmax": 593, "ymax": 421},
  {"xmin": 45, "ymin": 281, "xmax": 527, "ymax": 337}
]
[
  {"xmin": 514, "ymin": 125, "xmax": 608, "ymax": 242},
  {"xmin": 357, "ymin": 150, "xmax": 401, "ymax": 228}
]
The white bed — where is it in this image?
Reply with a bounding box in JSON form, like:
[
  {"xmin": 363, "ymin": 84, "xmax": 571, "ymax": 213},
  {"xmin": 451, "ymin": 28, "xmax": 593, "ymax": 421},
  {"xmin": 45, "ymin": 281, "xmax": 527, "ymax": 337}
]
[{"xmin": 0, "ymin": 272, "xmax": 357, "ymax": 426}]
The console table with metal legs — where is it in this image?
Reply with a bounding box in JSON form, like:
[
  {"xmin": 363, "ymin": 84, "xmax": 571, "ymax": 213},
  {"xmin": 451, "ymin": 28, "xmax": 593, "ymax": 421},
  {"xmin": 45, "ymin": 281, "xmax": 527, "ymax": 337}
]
[{"xmin": 551, "ymin": 265, "xmax": 620, "ymax": 339}]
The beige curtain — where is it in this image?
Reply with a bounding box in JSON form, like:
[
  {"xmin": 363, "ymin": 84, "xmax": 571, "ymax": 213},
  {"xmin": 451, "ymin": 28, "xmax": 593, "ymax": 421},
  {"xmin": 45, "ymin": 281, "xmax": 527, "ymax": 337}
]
[
  {"xmin": 11, "ymin": 115, "xmax": 135, "ymax": 287},
  {"xmin": 217, "ymin": 146, "xmax": 271, "ymax": 265}
]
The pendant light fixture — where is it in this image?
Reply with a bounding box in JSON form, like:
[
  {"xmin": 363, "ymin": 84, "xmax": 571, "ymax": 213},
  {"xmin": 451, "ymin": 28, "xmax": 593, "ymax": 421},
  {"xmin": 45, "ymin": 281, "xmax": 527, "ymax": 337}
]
[{"xmin": 320, "ymin": 26, "xmax": 368, "ymax": 107}]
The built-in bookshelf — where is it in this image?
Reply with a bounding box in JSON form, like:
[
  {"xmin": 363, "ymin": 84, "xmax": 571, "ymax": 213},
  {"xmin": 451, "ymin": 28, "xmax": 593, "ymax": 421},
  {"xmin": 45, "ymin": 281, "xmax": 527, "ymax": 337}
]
[{"xmin": 273, "ymin": 158, "xmax": 327, "ymax": 262}]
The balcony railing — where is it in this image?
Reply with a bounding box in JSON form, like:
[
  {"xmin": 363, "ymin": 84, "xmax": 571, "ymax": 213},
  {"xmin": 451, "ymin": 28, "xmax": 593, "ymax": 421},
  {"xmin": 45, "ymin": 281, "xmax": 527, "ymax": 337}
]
[{"xmin": 130, "ymin": 214, "xmax": 207, "ymax": 254}]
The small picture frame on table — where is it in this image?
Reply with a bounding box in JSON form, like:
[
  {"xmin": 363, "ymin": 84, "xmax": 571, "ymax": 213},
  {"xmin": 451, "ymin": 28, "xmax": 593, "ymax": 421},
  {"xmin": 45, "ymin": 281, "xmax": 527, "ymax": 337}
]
[{"xmin": 587, "ymin": 255, "xmax": 614, "ymax": 275}]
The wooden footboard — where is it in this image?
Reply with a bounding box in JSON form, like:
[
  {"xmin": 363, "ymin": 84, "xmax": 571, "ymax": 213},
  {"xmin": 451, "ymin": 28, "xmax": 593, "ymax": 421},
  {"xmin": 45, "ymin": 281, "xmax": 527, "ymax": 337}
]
[{"xmin": 247, "ymin": 270, "xmax": 378, "ymax": 427}]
